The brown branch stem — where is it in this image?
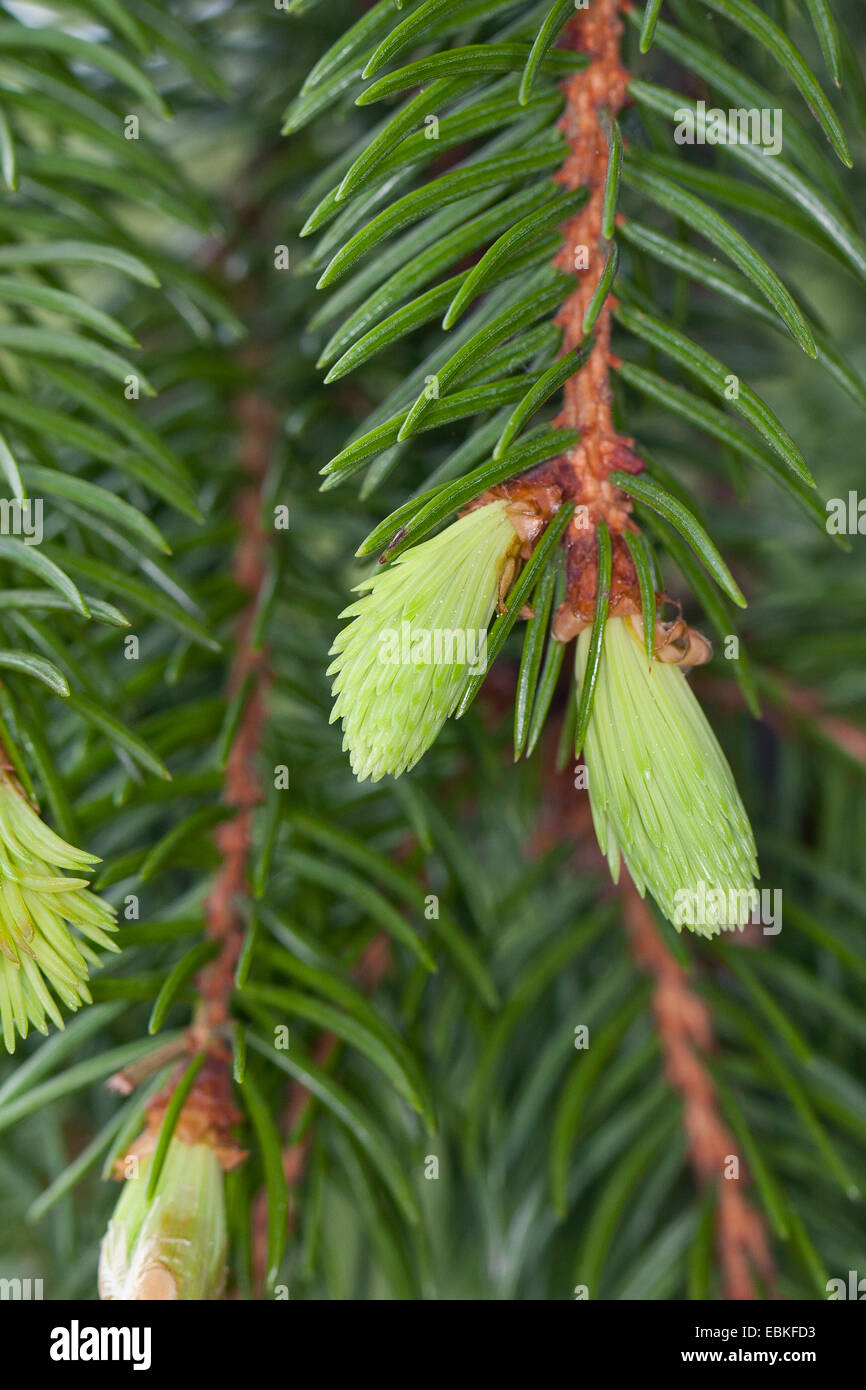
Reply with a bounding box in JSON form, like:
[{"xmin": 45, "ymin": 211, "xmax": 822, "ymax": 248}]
[
  {"xmin": 478, "ymin": 1, "xmax": 646, "ymax": 637},
  {"xmin": 548, "ymin": 1, "xmax": 646, "ymax": 634},
  {"xmin": 192, "ymin": 390, "xmax": 277, "ymax": 1049},
  {"xmin": 620, "ymin": 878, "xmax": 775, "ymax": 1300},
  {"xmin": 249, "ymin": 933, "xmax": 393, "ymax": 1293}
]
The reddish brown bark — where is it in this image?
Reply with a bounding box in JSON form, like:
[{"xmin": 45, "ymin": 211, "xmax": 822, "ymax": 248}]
[
  {"xmin": 547, "ymin": 0, "xmax": 645, "ymax": 635},
  {"xmin": 193, "ymin": 392, "xmax": 277, "ymax": 1043},
  {"xmin": 249, "ymin": 933, "xmax": 393, "ymax": 1292},
  {"xmin": 477, "ymin": 1, "xmax": 646, "ymax": 638},
  {"xmin": 530, "ymin": 727, "xmax": 774, "ymax": 1300},
  {"xmin": 107, "ymin": 393, "xmax": 276, "ymax": 1173},
  {"xmin": 706, "ymin": 672, "xmax": 866, "ymax": 771},
  {"xmin": 621, "ymin": 881, "xmax": 775, "ymax": 1300},
  {"xmin": 113, "ymin": 1054, "xmax": 247, "ymax": 1176}
]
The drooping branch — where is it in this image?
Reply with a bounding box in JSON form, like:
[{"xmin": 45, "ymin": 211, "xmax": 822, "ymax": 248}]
[
  {"xmin": 475, "ymin": 0, "xmax": 646, "ymax": 637},
  {"xmin": 250, "ymin": 933, "xmax": 392, "ymax": 1292},
  {"xmin": 547, "ymin": 0, "xmax": 646, "ymax": 636},
  {"xmin": 107, "ymin": 392, "xmax": 276, "ymax": 1186},
  {"xmin": 192, "ymin": 390, "xmax": 277, "ymax": 1047},
  {"xmin": 531, "ymin": 737, "xmax": 774, "ymax": 1300},
  {"xmin": 620, "ymin": 881, "xmax": 774, "ymax": 1301},
  {"xmin": 706, "ymin": 672, "xmax": 866, "ymax": 773}
]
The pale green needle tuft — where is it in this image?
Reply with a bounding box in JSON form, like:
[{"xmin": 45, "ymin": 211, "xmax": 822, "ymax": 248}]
[
  {"xmin": 330, "ymin": 500, "xmax": 521, "ymax": 782},
  {"xmin": 0, "ymin": 771, "xmax": 117, "ymax": 1052},
  {"xmin": 576, "ymin": 615, "xmax": 758, "ymax": 935},
  {"xmin": 99, "ymin": 1137, "xmax": 228, "ymax": 1301}
]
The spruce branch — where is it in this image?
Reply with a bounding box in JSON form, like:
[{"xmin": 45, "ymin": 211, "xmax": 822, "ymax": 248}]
[
  {"xmin": 0, "ymin": 0, "xmax": 863, "ymax": 1307},
  {"xmin": 537, "ymin": 0, "xmax": 646, "ymax": 639},
  {"xmin": 193, "ymin": 391, "xmax": 277, "ymax": 1046},
  {"xmin": 250, "ymin": 932, "xmax": 393, "ymax": 1292},
  {"xmin": 621, "ymin": 879, "xmax": 774, "ymax": 1300}
]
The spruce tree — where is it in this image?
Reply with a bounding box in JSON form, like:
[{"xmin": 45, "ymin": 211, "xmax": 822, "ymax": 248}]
[{"xmin": 0, "ymin": 0, "xmax": 864, "ymax": 1303}]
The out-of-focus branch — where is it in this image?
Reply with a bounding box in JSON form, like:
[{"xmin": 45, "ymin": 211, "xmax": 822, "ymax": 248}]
[
  {"xmin": 250, "ymin": 933, "xmax": 392, "ymax": 1292},
  {"xmin": 703, "ymin": 672, "xmax": 866, "ymax": 772},
  {"xmin": 193, "ymin": 391, "xmax": 277, "ymax": 1047},
  {"xmin": 621, "ymin": 880, "xmax": 774, "ymax": 1300},
  {"xmin": 531, "ymin": 725, "xmax": 774, "ymax": 1300}
]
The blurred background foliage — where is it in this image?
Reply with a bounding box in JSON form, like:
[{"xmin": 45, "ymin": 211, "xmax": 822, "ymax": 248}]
[{"xmin": 0, "ymin": 0, "xmax": 865, "ymax": 1300}]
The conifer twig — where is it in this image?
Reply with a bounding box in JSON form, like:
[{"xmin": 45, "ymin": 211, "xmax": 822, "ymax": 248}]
[
  {"xmin": 620, "ymin": 880, "xmax": 775, "ymax": 1300},
  {"xmin": 531, "ymin": 725, "xmax": 773, "ymax": 1299},
  {"xmin": 479, "ymin": 0, "xmax": 646, "ymax": 636},
  {"xmin": 250, "ymin": 933, "xmax": 392, "ymax": 1291},
  {"xmin": 193, "ymin": 390, "xmax": 277, "ymax": 1046}
]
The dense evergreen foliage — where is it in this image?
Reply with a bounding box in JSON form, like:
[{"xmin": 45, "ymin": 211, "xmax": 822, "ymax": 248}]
[{"xmin": 0, "ymin": 0, "xmax": 864, "ymax": 1301}]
